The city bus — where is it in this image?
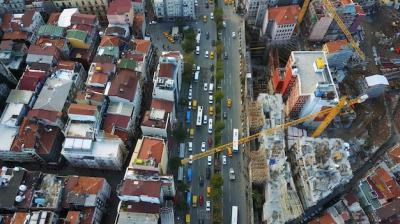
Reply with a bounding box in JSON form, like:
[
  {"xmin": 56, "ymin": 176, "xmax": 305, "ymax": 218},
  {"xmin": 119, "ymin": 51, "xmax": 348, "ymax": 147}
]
[
  {"xmin": 231, "ymin": 206, "xmax": 238, "ymax": 224},
  {"xmin": 186, "ymin": 111, "xmax": 191, "ymax": 124},
  {"xmin": 196, "ymin": 106, "xmax": 203, "ymax": 126},
  {"xmin": 232, "ymin": 128, "xmax": 239, "ymax": 152}
]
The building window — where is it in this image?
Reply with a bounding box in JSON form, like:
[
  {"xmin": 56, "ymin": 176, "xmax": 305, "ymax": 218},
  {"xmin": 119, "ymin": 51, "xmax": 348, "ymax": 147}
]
[
  {"xmin": 68, "ymin": 2, "xmax": 72, "ymax": 6},
  {"xmin": 82, "ymin": 1, "xmax": 85, "ymax": 5}
]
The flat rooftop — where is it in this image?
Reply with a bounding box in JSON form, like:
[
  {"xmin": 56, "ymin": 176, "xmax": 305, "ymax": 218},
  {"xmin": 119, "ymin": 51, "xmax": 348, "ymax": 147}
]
[
  {"xmin": 0, "ymin": 125, "xmax": 18, "ymax": 151},
  {"xmin": 65, "ymin": 121, "xmax": 95, "ymax": 138},
  {"xmin": 291, "ymin": 51, "xmax": 334, "ymax": 95}
]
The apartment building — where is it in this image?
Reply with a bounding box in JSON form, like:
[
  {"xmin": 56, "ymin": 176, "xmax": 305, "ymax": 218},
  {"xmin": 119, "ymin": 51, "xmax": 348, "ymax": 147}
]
[
  {"xmin": 273, "ymin": 51, "xmax": 339, "ymax": 128},
  {"xmin": 1, "ymin": 10, "xmax": 45, "ymax": 43},
  {"xmin": 107, "ymin": 0, "xmax": 134, "ymax": 26},
  {"xmin": 261, "ymin": 5, "xmax": 300, "ymax": 41},
  {"xmin": 305, "ymin": 0, "xmax": 365, "ymax": 41},
  {"xmin": 0, "ymin": 40, "xmax": 28, "ymax": 71},
  {"xmin": 141, "ymin": 98, "xmax": 175, "ymax": 138},
  {"xmin": 0, "ymin": 0, "xmax": 25, "ymax": 13},
  {"xmin": 152, "ymin": 51, "xmax": 183, "ymax": 104},
  {"xmin": 245, "ymin": 0, "xmax": 276, "ymax": 25},
  {"xmin": 52, "ymin": 0, "xmax": 109, "ymax": 25},
  {"xmin": 153, "ymin": 0, "xmax": 195, "ymax": 20},
  {"xmin": 322, "ymin": 39, "xmax": 354, "ymax": 70}
]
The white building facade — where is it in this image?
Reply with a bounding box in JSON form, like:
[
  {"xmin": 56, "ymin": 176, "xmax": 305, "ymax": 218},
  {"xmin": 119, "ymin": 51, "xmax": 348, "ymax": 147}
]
[{"xmin": 153, "ymin": 0, "xmax": 195, "ymax": 19}]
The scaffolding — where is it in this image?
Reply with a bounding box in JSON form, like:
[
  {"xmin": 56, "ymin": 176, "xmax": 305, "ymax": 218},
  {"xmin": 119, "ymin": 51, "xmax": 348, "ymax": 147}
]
[
  {"xmin": 248, "ymin": 101, "xmax": 265, "ymax": 133},
  {"xmin": 250, "ymin": 149, "xmax": 269, "ymax": 184}
]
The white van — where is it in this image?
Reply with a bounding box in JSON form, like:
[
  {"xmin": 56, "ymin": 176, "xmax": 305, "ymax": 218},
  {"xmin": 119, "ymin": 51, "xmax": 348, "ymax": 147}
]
[
  {"xmin": 196, "ymin": 46, "xmax": 200, "ymax": 55},
  {"xmin": 194, "ymin": 71, "xmax": 200, "ymax": 82},
  {"xmin": 208, "ymin": 83, "xmax": 214, "ymax": 94},
  {"xmin": 208, "ymin": 118, "xmax": 213, "ymax": 134}
]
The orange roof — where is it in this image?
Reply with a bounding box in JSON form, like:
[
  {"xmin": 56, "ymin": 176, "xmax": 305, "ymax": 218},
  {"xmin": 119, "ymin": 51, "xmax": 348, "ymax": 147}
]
[
  {"xmin": 68, "ymin": 103, "xmax": 98, "ymax": 116},
  {"xmin": 65, "ymin": 176, "xmax": 105, "ymax": 195},
  {"xmin": 268, "ymin": 5, "xmax": 300, "ymax": 25},
  {"xmin": 324, "ymin": 39, "xmax": 349, "ymax": 53},
  {"xmin": 99, "ymin": 36, "xmax": 122, "ymax": 47},
  {"xmin": 355, "ymin": 5, "xmax": 364, "ymax": 14},
  {"xmin": 309, "ymin": 213, "xmax": 336, "ymax": 224},
  {"xmin": 65, "ymin": 211, "xmax": 81, "ymax": 224},
  {"xmin": 133, "ymin": 39, "xmax": 151, "ymax": 53},
  {"xmin": 340, "ymin": 0, "xmax": 352, "ymax": 5},
  {"xmin": 11, "ymin": 212, "xmax": 28, "ymax": 224},
  {"xmin": 3, "ymin": 31, "xmax": 28, "ymax": 41},
  {"xmin": 376, "ymin": 167, "xmax": 392, "ymax": 183},
  {"xmin": 138, "ymin": 137, "xmax": 165, "ymax": 164},
  {"xmin": 389, "ymin": 144, "xmax": 400, "ymax": 163}
]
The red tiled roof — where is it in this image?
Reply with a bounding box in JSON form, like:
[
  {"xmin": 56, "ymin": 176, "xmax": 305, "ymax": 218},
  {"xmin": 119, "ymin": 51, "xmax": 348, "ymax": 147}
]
[
  {"xmin": 133, "ymin": 39, "xmax": 151, "ymax": 53},
  {"xmin": 36, "ymin": 37, "xmax": 67, "ymax": 51},
  {"xmin": 121, "ymin": 201, "xmax": 160, "ymax": 214},
  {"xmin": 133, "ymin": 14, "xmax": 145, "ymax": 32},
  {"xmin": 161, "ymin": 51, "xmax": 181, "ymax": 58},
  {"xmin": 21, "ymin": 10, "xmax": 36, "ymax": 28},
  {"xmin": 119, "ymin": 179, "xmax": 161, "ymax": 198},
  {"xmin": 355, "ymin": 5, "xmax": 365, "ymax": 14},
  {"xmin": 28, "ymin": 44, "xmax": 60, "ymax": 56},
  {"xmin": 70, "ymin": 13, "xmax": 97, "ymax": 26},
  {"xmin": 75, "ymin": 91, "xmax": 105, "ymax": 105},
  {"xmin": 1, "ymin": 13, "xmax": 12, "ymax": 30},
  {"xmin": 18, "ymin": 70, "xmax": 47, "ymax": 91},
  {"xmin": 376, "ymin": 198, "xmax": 400, "ymax": 221},
  {"xmin": 12, "ymin": 212, "xmax": 28, "ymax": 224},
  {"xmin": 308, "ymin": 213, "xmax": 336, "ymax": 224},
  {"xmin": 268, "ymin": 5, "xmax": 300, "ymax": 25},
  {"xmin": 123, "ymin": 52, "xmax": 144, "ymax": 62},
  {"xmin": 65, "ymin": 176, "xmax": 105, "ymax": 195},
  {"xmin": 65, "ymin": 211, "xmax": 81, "ymax": 224},
  {"xmin": 82, "ymin": 208, "xmax": 95, "ymax": 224},
  {"xmin": 107, "ymin": 69, "xmax": 139, "ymax": 101},
  {"xmin": 344, "ymin": 193, "xmax": 358, "ymax": 206},
  {"xmin": 0, "ymin": 40, "xmax": 13, "ymax": 50},
  {"xmin": 99, "ymin": 36, "xmax": 122, "ymax": 47},
  {"xmin": 27, "ymin": 109, "xmax": 62, "ymax": 123},
  {"xmin": 103, "ymin": 114, "xmax": 130, "ymax": 131},
  {"xmin": 108, "ymin": 0, "xmax": 132, "ymax": 15},
  {"xmin": 47, "ymin": 13, "xmax": 61, "ymax": 25},
  {"xmin": 159, "ymin": 63, "xmax": 175, "ymax": 78},
  {"xmin": 151, "ymin": 98, "xmax": 174, "ymax": 112},
  {"xmin": 90, "ymin": 72, "xmax": 109, "ymax": 85},
  {"xmin": 3, "ymin": 31, "xmax": 28, "ymax": 41},
  {"xmin": 389, "ymin": 144, "xmax": 400, "ymax": 164},
  {"xmin": 57, "ymin": 60, "xmax": 76, "ymax": 70},
  {"xmin": 138, "ymin": 137, "xmax": 165, "ymax": 163},
  {"xmin": 141, "ymin": 110, "xmax": 169, "ymax": 129},
  {"xmin": 11, "ymin": 118, "xmax": 61, "ymax": 155},
  {"xmin": 68, "ymin": 104, "xmax": 98, "ymax": 116},
  {"xmin": 324, "ymin": 40, "xmax": 349, "ymax": 53}
]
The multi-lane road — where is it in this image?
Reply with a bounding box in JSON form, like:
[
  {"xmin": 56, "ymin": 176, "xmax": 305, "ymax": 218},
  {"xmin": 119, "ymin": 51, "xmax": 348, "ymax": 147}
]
[{"xmin": 187, "ymin": 0, "xmax": 249, "ymax": 223}]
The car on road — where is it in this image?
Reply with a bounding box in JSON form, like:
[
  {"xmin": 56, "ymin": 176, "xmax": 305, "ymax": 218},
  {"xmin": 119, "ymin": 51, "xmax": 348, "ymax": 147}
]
[
  {"xmin": 197, "ymin": 28, "xmax": 201, "ymax": 34},
  {"xmin": 195, "ymin": 0, "xmax": 198, "ymax": 6},
  {"xmin": 210, "ymin": 51, "xmax": 214, "ymax": 59},
  {"xmin": 195, "ymin": 46, "xmax": 200, "ymax": 55},
  {"xmin": 223, "ymin": 21, "xmax": 226, "ymax": 28},
  {"xmin": 206, "ymin": 168, "xmax": 211, "ymax": 180},
  {"xmin": 207, "ymin": 156, "xmax": 212, "ymax": 166},
  {"xmin": 232, "ymin": 31, "xmax": 236, "ymax": 38},
  {"xmin": 203, "ymin": 83, "xmax": 208, "ymax": 91},
  {"xmin": 188, "ymin": 100, "xmax": 191, "ymax": 109},
  {"xmin": 189, "ymin": 83, "xmax": 193, "ymax": 89},
  {"xmin": 206, "ymin": 32, "xmax": 210, "ymax": 39},
  {"xmin": 227, "ymin": 98, "xmax": 232, "ymax": 108},
  {"xmin": 196, "ymin": 65, "xmax": 200, "ymax": 71},
  {"xmin": 227, "ymin": 147, "xmax": 233, "ymax": 157},
  {"xmin": 210, "ymin": 63, "xmax": 214, "ymax": 71},
  {"xmin": 203, "ymin": 115, "xmax": 208, "ymax": 124},
  {"xmin": 199, "ymin": 175, "xmax": 205, "ymax": 187},
  {"xmin": 206, "ymin": 201, "xmax": 211, "ymax": 211},
  {"xmin": 208, "ymin": 95, "xmax": 213, "ymax": 104},
  {"xmin": 205, "ymin": 51, "xmax": 209, "ymax": 58},
  {"xmin": 188, "ymin": 89, "xmax": 192, "ymax": 100},
  {"xmin": 201, "ymin": 142, "xmax": 206, "ymax": 152},
  {"xmin": 189, "ymin": 155, "xmax": 193, "ymax": 164},
  {"xmin": 192, "ymin": 100, "xmax": 197, "ymax": 109},
  {"xmin": 229, "ymin": 168, "xmax": 236, "ymax": 180},
  {"xmin": 222, "ymin": 155, "xmax": 227, "ymax": 164},
  {"xmin": 208, "ymin": 137, "xmax": 213, "ymax": 147},
  {"xmin": 189, "ymin": 128, "xmax": 195, "ymax": 139},
  {"xmin": 224, "ymin": 51, "xmax": 228, "ymax": 59},
  {"xmin": 203, "ymin": 15, "xmax": 207, "ymax": 23},
  {"xmin": 209, "ymin": 106, "xmax": 214, "ymax": 115},
  {"xmin": 188, "ymin": 142, "xmax": 193, "ymax": 152},
  {"xmin": 211, "ymin": 40, "xmax": 216, "ymax": 46},
  {"xmin": 199, "ymin": 195, "xmax": 204, "ymax": 206},
  {"xmin": 149, "ymin": 20, "xmax": 157, "ymax": 25},
  {"xmin": 223, "ymin": 111, "xmax": 227, "ymax": 119},
  {"xmin": 205, "ymin": 2, "xmax": 209, "ymax": 8},
  {"xmin": 210, "ymin": 12, "xmax": 214, "ymax": 20}
]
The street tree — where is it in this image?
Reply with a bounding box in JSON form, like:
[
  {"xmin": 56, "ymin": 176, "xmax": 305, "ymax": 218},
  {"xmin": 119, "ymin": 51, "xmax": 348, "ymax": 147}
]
[
  {"xmin": 215, "ymin": 90, "xmax": 224, "ymax": 102},
  {"xmin": 173, "ymin": 124, "xmax": 186, "ymax": 141},
  {"xmin": 211, "ymin": 173, "xmax": 224, "ymax": 188},
  {"xmin": 215, "ymin": 120, "xmax": 225, "ymax": 132},
  {"xmin": 216, "ymin": 40, "xmax": 224, "ymax": 56},
  {"xmin": 183, "ymin": 54, "xmax": 194, "ymax": 82},
  {"xmin": 215, "ymin": 70, "xmax": 224, "ymax": 82},
  {"xmin": 168, "ymin": 157, "xmax": 181, "ymax": 174},
  {"xmin": 182, "ymin": 29, "xmax": 196, "ymax": 53}
]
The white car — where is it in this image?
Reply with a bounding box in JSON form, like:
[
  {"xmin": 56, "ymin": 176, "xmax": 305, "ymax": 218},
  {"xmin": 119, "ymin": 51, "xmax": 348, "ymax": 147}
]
[
  {"xmin": 149, "ymin": 21, "xmax": 157, "ymax": 25},
  {"xmin": 206, "ymin": 201, "xmax": 211, "ymax": 211},
  {"xmin": 189, "ymin": 83, "xmax": 193, "ymax": 90},
  {"xmin": 203, "ymin": 83, "xmax": 208, "ymax": 91},
  {"xmin": 201, "ymin": 142, "xmax": 206, "ymax": 152},
  {"xmin": 210, "ymin": 12, "xmax": 214, "ymax": 20},
  {"xmin": 188, "ymin": 100, "xmax": 192, "ymax": 109},
  {"xmin": 207, "ymin": 156, "xmax": 212, "ymax": 166},
  {"xmin": 205, "ymin": 51, "xmax": 209, "ymax": 58},
  {"xmin": 188, "ymin": 89, "xmax": 192, "ymax": 100},
  {"xmin": 188, "ymin": 142, "xmax": 193, "ymax": 152},
  {"xmin": 203, "ymin": 115, "xmax": 208, "ymax": 124},
  {"xmin": 197, "ymin": 28, "xmax": 201, "ymax": 34},
  {"xmin": 189, "ymin": 155, "xmax": 193, "ymax": 164},
  {"xmin": 232, "ymin": 32, "xmax": 236, "ymax": 38},
  {"xmin": 222, "ymin": 155, "xmax": 227, "ymax": 165},
  {"xmin": 209, "ymin": 95, "xmax": 213, "ymax": 104},
  {"xmin": 196, "ymin": 65, "xmax": 200, "ymax": 71}
]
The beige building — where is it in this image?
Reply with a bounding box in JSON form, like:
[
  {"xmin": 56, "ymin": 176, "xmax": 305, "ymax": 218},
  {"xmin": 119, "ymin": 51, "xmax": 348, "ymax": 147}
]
[{"xmin": 52, "ymin": 0, "xmax": 109, "ymax": 25}]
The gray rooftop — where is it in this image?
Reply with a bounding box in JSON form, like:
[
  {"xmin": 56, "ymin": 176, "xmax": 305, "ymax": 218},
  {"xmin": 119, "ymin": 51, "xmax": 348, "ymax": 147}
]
[
  {"xmin": 291, "ymin": 51, "xmax": 334, "ymax": 95},
  {"xmin": 6, "ymin": 89, "xmax": 33, "ymax": 104},
  {"xmin": 107, "ymin": 102, "xmax": 134, "ymax": 117},
  {"xmin": 0, "ymin": 168, "xmax": 25, "ymax": 209},
  {"xmin": 33, "ymin": 77, "xmax": 73, "ymax": 112}
]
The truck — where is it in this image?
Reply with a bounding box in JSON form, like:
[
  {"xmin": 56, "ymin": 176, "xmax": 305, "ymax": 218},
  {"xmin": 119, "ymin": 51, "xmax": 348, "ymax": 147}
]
[
  {"xmin": 186, "ymin": 111, "xmax": 191, "ymax": 124},
  {"xmin": 187, "ymin": 167, "xmax": 192, "ymax": 182},
  {"xmin": 179, "ymin": 143, "xmax": 185, "ymax": 158},
  {"xmin": 196, "ymin": 33, "xmax": 201, "ymax": 44},
  {"xmin": 229, "ymin": 168, "xmax": 235, "ymax": 180},
  {"xmin": 186, "ymin": 192, "xmax": 192, "ymax": 207}
]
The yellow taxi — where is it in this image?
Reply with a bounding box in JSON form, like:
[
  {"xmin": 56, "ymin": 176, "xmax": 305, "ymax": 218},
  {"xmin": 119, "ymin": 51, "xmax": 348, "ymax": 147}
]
[
  {"xmin": 189, "ymin": 128, "xmax": 195, "ymax": 138},
  {"xmin": 203, "ymin": 15, "xmax": 208, "ymax": 23},
  {"xmin": 208, "ymin": 106, "xmax": 214, "ymax": 115},
  {"xmin": 227, "ymin": 98, "xmax": 232, "ymax": 108},
  {"xmin": 210, "ymin": 51, "xmax": 214, "ymax": 60}
]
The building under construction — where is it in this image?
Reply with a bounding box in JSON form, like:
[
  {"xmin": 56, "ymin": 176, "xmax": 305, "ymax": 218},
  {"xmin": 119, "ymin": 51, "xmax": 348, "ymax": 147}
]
[
  {"xmin": 289, "ymin": 137, "xmax": 353, "ymax": 209},
  {"xmin": 250, "ymin": 93, "xmax": 303, "ymax": 223}
]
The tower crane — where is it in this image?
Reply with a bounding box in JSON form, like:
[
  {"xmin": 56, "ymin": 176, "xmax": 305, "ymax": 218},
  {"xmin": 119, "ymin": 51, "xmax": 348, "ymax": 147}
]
[
  {"xmin": 181, "ymin": 95, "xmax": 368, "ymax": 165},
  {"xmin": 296, "ymin": 0, "xmax": 366, "ymax": 60}
]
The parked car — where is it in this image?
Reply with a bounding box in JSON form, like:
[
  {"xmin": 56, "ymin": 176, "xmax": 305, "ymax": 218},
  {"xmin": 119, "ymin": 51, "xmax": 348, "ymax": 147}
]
[
  {"xmin": 232, "ymin": 32, "xmax": 236, "ymax": 38},
  {"xmin": 203, "ymin": 115, "xmax": 208, "ymax": 124},
  {"xmin": 199, "ymin": 195, "xmax": 204, "ymax": 206},
  {"xmin": 207, "ymin": 156, "xmax": 212, "ymax": 166},
  {"xmin": 199, "ymin": 175, "xmax": 204, "ymax": 187},
  {"xmin": 222, "ymin": 155, "xmax": 227, "ymax": 164},
  {"xmin": 206, "ymin": 201, "xmax": 211, "ymax": 211},
  {"xmin": 204, "ymin": 83, "xmax": 208, "ymax": 91},
  {"xmin": 206, "ymin": 167, "xmax": 211, "ymax": 180},
  {"xmin": 208, "ymin": 137, "xmax": 213, "ymax": 147},
  {"xmin": 188, "ymin": 142, "xmax": 193, "ymax": 152},
  {"xmin": 223, "ymin": 111, "xmax": 227, "ymax": 119},
  {"xmin": 201, "ymin": 141, "xmax": 206, "ymax": 152}
]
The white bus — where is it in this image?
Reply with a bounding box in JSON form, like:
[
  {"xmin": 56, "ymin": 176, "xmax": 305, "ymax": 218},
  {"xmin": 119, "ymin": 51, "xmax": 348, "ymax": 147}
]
[
  {"xmin": 232, "ymin": 128, "xmax": 239, "ymax": 152},
  {"xmin": 196, "ymin": 106, "xmax": 203, "ymax": 126},
  {"xmin": 231, "ymin": 206, "xmax": 238, "ymax": 224}
]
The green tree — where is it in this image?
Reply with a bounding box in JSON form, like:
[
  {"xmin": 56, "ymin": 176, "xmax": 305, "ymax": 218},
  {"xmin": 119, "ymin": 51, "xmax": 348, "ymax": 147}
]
[
  {"xmin": 173, "ymin": 124, "xmax": 186, "ymax": 141},
  {"xmin": 252, "ymin": 190, "xmax": 264, "ymax": 209},
  {"xmin": 215, "ymin": 90, "xmax": 224, "ymax": 102},
  {"xmin": 211, "ymin": 173, "xmax": 224, "ymax": 188},
  {"xmin": 215, "ymin": 70, "xmax": 224, "ymax": 82},
  {"xmin": 216, "ymin": 40, "xmax": 224, "ymax": 56},
  {"xmin": 214, "ymin": 7, "xmax": 223, "ymax": 23},
  {"xmin": 177, "ymin": 181, "xmax": 190, "ymax": 192},
  {"xmin": 182, "ymin": 29, "xmax": 196, "ymax": 53},
  {"xmin": 215, "ymin": 120, "xmax": 225, "ymax": 132},
  {"xmin": 183, "ymin": 54, "xmax": 194, "ymax": 83},
  {"xmin": 168, "ymin": 157, "xmax": 181, "ymax": 174}
]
